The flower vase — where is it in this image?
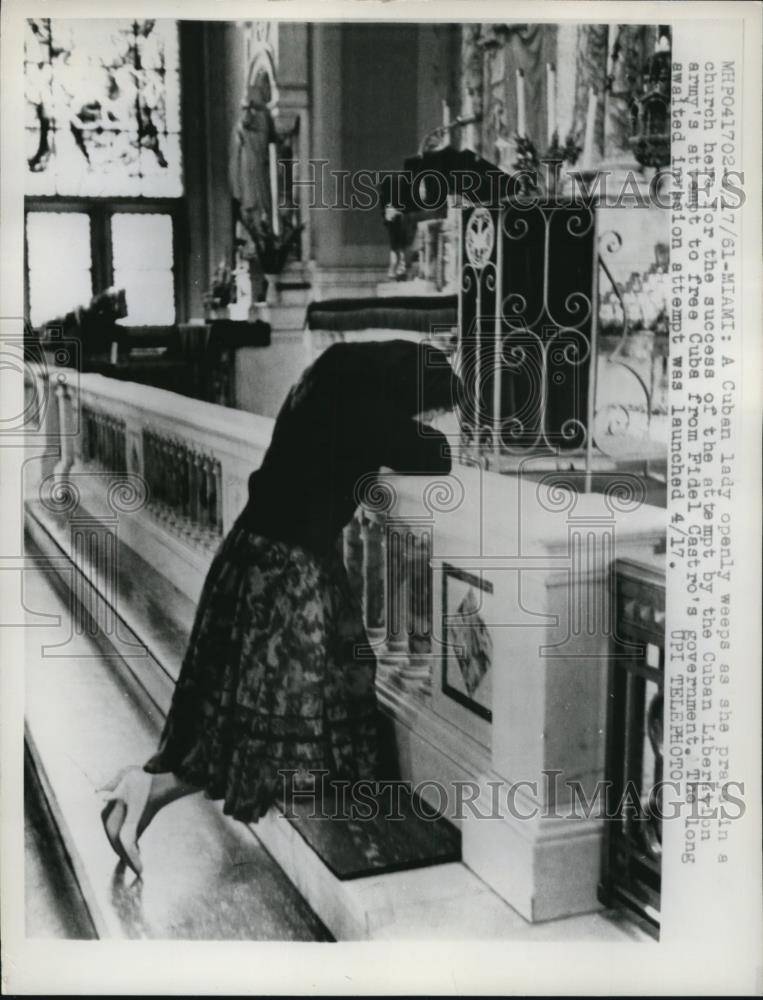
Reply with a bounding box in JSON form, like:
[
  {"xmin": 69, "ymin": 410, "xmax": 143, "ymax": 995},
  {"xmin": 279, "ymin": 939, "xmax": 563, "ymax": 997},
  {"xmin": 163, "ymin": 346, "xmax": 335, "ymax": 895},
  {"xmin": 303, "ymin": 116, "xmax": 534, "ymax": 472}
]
[{"xmin": 264, "ymin": 275, "xmax": 279, "ymax": 306}]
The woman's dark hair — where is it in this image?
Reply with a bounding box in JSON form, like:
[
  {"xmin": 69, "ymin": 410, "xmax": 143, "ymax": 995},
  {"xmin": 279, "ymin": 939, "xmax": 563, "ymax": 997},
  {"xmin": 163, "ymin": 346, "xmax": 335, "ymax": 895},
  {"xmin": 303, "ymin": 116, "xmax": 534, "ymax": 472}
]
[
  {"xmin": 302, "ymin": 339, "xmax": 462, "ymax": 418},
  {"xmin": 380, "ymin": 340, "xmax": 462, "ymax": 416}
]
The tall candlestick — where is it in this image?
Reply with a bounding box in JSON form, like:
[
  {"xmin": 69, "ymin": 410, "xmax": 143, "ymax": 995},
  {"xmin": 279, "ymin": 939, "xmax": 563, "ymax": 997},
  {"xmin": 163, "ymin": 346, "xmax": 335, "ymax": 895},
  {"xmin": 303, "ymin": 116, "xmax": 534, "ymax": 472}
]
[
  {"xmin": 516, "ymin": 69, "xmax": 526, "ymax": 137},
  {"xmin": 268, "ymin": 142, "xmax": 280, "ymax": 237},
  {"xmin": 441, "ymin": 100, "xmax": 451, "ymax": 149},
  {"xmin": 582, "ymin": 87, "xmax": 597, "ymax": 169},
  {"xmin": 463, "ymin": 91, "xmax": 476, "ymax": 151},
  {"xmin": 546, "ymin": 63, "xmax": 557, "ymax": 145}
]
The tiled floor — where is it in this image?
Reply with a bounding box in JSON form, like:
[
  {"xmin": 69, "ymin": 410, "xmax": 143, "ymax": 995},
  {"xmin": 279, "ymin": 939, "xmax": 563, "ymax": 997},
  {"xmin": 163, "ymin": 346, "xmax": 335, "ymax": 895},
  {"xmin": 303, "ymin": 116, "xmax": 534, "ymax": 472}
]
[{"xmin": 23, "ymin": 563, "xmax": 331, "ymax": 941}]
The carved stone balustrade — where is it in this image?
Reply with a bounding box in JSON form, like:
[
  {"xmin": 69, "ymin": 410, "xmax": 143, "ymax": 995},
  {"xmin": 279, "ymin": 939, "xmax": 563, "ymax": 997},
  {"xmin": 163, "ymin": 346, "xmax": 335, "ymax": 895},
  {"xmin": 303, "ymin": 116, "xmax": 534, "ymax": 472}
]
[
  {"xmin": 142, "ymin": 428, "xmax": 223, "ymax": 547},
  {"xmin": 81, "ymin": 406, "xmax": 128, "ymax": 474},
  {"xmin": 27, "ymin": 365, "xmax": 272, "ymax": 605},
  {"xmin": 343, "ymin": 505, "xmax": 434, "ymax": 697}
]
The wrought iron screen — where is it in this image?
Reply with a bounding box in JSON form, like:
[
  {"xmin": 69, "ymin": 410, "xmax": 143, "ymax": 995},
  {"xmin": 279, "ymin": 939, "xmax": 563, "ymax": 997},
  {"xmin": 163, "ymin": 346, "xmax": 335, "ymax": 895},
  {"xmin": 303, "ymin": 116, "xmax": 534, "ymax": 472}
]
[
  {"xmin": 460, "ymin": 203, "xmax": 596, "ymax": 456},
  {"xmin": 458, "ymin": 202, "xmax": 669, "ymax": 479},
  {"xmin": 599, "ymin": 558, "xmax": 665, "ymax": 937}
]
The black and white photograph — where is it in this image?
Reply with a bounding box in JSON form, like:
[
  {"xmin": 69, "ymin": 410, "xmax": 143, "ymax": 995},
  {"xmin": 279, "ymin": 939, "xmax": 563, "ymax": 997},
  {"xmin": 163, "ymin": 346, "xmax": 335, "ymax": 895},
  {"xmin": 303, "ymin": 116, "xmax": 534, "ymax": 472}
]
[{"xmin": 1, "ymin": 1, "xmax": 761, "ymax": 995}]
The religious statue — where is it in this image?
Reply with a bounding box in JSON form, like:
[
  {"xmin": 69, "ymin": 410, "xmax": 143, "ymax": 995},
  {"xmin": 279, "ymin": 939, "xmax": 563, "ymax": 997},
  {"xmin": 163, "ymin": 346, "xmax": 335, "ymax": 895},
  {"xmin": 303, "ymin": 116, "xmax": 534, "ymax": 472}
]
[{"xmin": 229, "ymin": 71, "xmax": 278, "ymax": 303}]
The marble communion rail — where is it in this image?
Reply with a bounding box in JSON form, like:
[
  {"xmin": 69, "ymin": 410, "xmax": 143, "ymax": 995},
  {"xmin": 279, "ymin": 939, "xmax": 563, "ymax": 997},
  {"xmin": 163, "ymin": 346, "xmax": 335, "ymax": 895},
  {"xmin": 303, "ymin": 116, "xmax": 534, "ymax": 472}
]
[{"xmin": 24, "ymin": 363, "xmax": 665, "ymax": 923}]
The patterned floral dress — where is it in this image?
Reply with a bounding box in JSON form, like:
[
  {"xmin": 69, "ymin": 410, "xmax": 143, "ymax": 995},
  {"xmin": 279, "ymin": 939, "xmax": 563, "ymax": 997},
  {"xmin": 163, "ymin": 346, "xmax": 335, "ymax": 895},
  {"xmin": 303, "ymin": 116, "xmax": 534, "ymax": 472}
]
[{"xmin": 144, "ymin": 519, "xmax": 379, "ymax": 823}]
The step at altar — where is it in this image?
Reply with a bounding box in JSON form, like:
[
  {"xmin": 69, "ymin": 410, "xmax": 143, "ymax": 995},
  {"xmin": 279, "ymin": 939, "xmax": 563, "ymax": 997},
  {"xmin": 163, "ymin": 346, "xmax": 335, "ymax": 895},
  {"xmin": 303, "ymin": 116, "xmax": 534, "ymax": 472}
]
[{"xmin": 280, "ymin": 785, "xmax": 460, "ymax": 880}]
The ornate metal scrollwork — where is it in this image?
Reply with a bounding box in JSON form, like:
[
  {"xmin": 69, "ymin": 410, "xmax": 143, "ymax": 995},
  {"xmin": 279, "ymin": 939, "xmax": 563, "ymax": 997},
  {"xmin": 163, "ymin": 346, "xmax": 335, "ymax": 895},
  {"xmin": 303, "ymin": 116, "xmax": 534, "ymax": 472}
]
[{"xmin": 458, "ymin": 202, "xmax": 668, "ymax": 476}]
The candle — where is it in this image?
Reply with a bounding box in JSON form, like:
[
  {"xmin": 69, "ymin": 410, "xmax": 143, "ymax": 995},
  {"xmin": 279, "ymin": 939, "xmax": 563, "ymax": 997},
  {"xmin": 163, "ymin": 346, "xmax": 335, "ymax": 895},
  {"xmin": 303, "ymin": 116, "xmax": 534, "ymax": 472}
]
[
  {"xmin": 546, "ymin": 63, "xmax": 557, "ymax": 146},
  {"xmin": 582, "ymin": 87, "xmax": 597, "ymax": 168},
  {"xmin": 110, "ymin": 340, "xmax": 118, "ymax": 365},
  {"xmin": 441, "ymin": 100, "xmax": 451, "ymax": 149},
  {"xmin": 463, "ymin": 91, "xmax": 476, "ymax": 151},
  {"xmin": 268, "ymin": 142, "xmax": 280, "ymax": 237},
  {"xmin": 516, "ymin": 69, "xmax": 526, "ymax": 137}
]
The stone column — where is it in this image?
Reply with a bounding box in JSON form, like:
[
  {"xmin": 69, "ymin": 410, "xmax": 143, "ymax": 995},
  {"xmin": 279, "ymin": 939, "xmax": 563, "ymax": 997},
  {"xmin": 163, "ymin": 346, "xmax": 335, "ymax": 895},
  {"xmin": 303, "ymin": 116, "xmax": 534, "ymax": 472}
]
[
  {"xmin": 398, "ymin": 525, "xmax": 434, "ymax": 694},
  {"xmin": 555, "ymin": 24, "xmax": 578, "ymax": 145},
  {"xmin": 35, "ymin": 367, "xmax": 63, "ymax": 490},
  {"xmin": 276, "ymin": 23, "xmax": 311, "ymax": 282},
  {"xmin": 571, "ymin": 24, "xmax": 609, "ymax": 160},
  {"xmin": 52, "ymin": 377, "xmax": 75, "ymax": 483},
  {"xmin": 384, "ymin": 520, "xmax": 413, "ymax": 684},
  {"xmin": 460, "ymin": 25, "xmax": 485, "ymax": 154}
]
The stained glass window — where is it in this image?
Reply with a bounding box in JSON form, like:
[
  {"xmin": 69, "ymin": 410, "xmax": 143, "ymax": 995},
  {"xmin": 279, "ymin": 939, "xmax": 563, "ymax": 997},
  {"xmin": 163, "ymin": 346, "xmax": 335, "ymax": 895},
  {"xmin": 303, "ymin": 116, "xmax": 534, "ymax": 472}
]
[
  {"xmin": 112, "ymin": 213, "xmax": 175, "ymax": 325},
  {"xmin": 26, "ymin": 212, "xmax": 93, "ymax": 327},
  {"xmin": 25, "ymin": 18, "xmax": 182, "ymax": 197}
]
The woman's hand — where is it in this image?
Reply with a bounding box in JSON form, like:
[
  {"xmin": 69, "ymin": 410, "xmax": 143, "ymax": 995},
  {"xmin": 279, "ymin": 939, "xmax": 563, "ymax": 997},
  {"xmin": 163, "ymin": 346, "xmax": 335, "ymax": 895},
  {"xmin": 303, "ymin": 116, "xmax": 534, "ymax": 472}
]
[{"xmin": 427, "ymin": 409, "xmax": 460, "ymax": 441}]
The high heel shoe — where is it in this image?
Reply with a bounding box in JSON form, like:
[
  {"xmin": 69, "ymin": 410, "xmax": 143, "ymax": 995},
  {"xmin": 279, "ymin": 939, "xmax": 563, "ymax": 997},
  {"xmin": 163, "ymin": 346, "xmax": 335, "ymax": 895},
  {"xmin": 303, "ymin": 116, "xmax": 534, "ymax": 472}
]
[{"xmin": 99, "ymin": 767, "xmax": 152, "ymax": 877}]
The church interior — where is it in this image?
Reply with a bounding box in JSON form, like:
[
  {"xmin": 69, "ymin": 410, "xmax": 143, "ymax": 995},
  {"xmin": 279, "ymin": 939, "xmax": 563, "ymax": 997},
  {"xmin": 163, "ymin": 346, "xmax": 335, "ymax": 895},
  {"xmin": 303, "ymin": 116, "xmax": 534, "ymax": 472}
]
[{"xmin": 22, "ymin": 18, "xmax": 669, "ymax": 942}]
